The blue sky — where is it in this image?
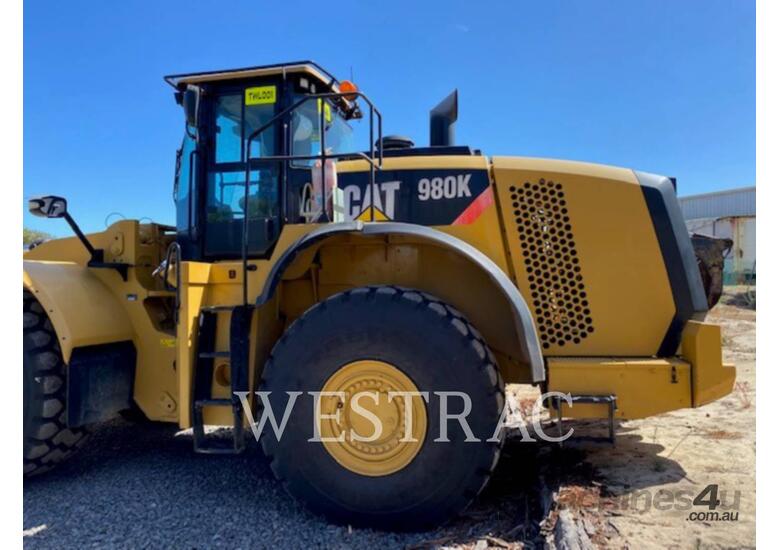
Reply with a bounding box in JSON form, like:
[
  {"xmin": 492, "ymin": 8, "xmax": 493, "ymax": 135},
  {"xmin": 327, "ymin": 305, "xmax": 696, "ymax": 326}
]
[{"xmin": 23, "ymin": 0, "xmax": 755, "ymax": 235}]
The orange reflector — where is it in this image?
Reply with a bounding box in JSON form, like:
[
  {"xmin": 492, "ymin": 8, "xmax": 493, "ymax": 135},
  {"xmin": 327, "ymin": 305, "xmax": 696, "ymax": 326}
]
[{"xmin": 339, "ymin": 80, "xmax": 358, "ymax": 101}]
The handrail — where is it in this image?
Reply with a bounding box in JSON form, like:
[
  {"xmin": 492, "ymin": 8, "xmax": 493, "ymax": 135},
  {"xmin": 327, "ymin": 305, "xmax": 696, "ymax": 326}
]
[
  {"xmin": 187, "ymin": 149, "xmax": 200, "ymax": 239},
  {"xmin": 240, "ymin": 91, "xmax": 384, "ymax": 305},
  {"xmin": 162, "ymin": 242, "xmax": 182, "ymax": 324}
]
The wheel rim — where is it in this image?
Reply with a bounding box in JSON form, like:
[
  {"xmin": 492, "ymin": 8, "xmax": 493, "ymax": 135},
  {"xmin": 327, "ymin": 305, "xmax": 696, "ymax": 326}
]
[{"xmin": 318, "ymin": 360, "xmax": 427, "ymax": 477}]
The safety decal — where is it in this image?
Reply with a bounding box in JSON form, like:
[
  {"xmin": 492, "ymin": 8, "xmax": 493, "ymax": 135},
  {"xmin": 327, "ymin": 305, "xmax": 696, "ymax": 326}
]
[
  {"xmin": 452, "ymin": 187, "xmax": 494, "ymax": 225},
  {"xmin": 160, "ymin": 338, "xmax": 176, "ymax": 348}
]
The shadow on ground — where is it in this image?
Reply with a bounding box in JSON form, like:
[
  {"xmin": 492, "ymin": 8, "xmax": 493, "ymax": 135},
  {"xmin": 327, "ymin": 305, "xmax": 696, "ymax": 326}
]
[{"xmin": 414, "ymin": 419, "xmax": 687, "ymax": 548}]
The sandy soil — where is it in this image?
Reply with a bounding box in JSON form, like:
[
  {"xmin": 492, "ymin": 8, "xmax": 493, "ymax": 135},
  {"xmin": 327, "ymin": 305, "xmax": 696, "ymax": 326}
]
[
  {"xmin": 567, "ymin": 287, "xmax": 756, "ymax": 549},
  {"xmin": 412, "ymin": 287, "xmax": 755, "ymax": 549}
]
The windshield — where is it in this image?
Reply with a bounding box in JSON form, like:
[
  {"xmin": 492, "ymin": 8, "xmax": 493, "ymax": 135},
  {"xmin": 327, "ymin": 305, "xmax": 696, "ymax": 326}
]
[{"xmin": 291, "ymin": 96, "xmax": 354, "ymax": 165}]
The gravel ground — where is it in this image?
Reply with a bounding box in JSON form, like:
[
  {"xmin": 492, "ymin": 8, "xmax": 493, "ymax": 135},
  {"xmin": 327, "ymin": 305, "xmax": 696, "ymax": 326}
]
[
  {"xmin": 23, "ymin": 418, "xmax": 561, "ymax": 549},
  {"xmin": 22, "ymin": 421, "xmax": 439, "ymax": 549}
]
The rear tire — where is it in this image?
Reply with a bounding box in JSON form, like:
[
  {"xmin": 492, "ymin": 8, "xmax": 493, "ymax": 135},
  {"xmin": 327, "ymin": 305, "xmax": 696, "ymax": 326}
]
[
  {"xmin": 260, "ymin": 286, "xmax": 505, "ymax": 531},
  {"xmin": 23, "ymin": 290, "xmax": 89, "ymax": 477}
]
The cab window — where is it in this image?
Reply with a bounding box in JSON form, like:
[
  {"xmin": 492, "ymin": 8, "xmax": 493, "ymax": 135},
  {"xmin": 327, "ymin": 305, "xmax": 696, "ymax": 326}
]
[
  {"xmin": 205, "ymin": 85, "xmax": 279, "ymax": 257},
  {"xmin": 174, "ymin": 127, "xmax": 197, "ymax": 236},
  {"xmin": 214, "ymin": 95, "xmax": 242, "ymax": 163},
  {"xmin": 291, "ymin": 96, "xmax": 354, "ymax": 165}
]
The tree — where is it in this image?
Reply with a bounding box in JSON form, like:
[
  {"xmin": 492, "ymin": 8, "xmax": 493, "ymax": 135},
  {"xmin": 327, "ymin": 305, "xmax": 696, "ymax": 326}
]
[{"xmin": 23, "ymin": 228, "xmax": 53, "ymax": 247}]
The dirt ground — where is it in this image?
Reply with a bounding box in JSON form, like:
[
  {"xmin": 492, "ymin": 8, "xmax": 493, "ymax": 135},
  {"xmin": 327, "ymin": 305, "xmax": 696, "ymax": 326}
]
[{"xmin": 419, "ymin": 286, "xmax": 755, "ymax": 549}]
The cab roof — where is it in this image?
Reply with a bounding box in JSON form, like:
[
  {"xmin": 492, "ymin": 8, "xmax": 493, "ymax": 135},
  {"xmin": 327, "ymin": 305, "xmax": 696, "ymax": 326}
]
[{"xmin": 163, "ymin": 60, "xmax": 340, "ymax": 90}]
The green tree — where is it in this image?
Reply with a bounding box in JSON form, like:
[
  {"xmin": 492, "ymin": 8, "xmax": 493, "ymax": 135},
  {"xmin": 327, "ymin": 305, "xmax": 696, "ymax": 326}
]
[{"xmin": 23, "ymin": 228, "xmax": 53, "ymax": 247}]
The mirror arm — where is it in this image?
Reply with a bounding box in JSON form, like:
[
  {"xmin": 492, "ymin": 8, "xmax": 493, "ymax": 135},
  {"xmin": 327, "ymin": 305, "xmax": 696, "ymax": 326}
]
[
  {"xmin": 185, "ymin": 119, "xmax": 197, "ymax": 141},
  {"xmin": 28, "ymin": 196, "xmax": 129, "ymax": 281},
  {"xmin": 63, "ymin": 212, "xmax": 129, "ymax": 280},
  {"xmin": 63, "ymin": 212, "xmax": 98, "ymax": 260}
]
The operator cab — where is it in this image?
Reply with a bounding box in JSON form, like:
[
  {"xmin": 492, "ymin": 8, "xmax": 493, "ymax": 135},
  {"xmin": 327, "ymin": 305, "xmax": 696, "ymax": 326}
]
[{"xmin": 165, "ymin": 61, "xmax": 365, "ymax": 261}]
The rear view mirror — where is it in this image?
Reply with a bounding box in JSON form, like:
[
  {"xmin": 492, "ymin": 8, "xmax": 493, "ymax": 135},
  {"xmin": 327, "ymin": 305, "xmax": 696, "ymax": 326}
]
[
  {"xmin": 183, "ymin": 86, "xmax": 199, "ymax": 127},
  {"xmin": 28, "ymin": 196, "xmax": 68, "ymax": 218},
  {"xmin": 27, "ymin": 195, "xmax": 101, "ymax": 263}
]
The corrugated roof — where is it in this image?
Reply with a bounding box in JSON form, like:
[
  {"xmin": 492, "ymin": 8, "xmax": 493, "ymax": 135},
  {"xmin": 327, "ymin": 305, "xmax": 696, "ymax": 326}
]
[{"xmin": 679, "ymin": 186, "xmax": 755, "ymax": 219}]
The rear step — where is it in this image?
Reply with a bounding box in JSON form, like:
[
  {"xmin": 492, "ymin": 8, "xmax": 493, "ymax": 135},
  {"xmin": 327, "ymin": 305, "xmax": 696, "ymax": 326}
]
[
  {"xmin": 552, "ymin": 394, "xmax": 617, "ymax": 444},
  {"xmin": 191, "ymin": 305, "xmax": 253, "ymax": 454}
]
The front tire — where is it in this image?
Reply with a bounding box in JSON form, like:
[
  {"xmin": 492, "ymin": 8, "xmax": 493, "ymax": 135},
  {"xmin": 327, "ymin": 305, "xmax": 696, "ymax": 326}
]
[
  {"xmin": 23, "ymin": 290, "xmax": 89, "ymax": 477},
  {"xmin": 260, "ymin": 286, "xmax": 505, "ymax": 531}
]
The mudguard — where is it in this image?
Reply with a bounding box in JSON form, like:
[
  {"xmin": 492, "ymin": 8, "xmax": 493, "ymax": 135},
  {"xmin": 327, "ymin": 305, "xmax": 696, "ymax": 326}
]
[
  {"xmin": 258, "ymin": 221, "xmax": 546, "ymax": 382},
  {"xmin": 23, "ymin": 261, "xmax": 135, "ymax": 363}
]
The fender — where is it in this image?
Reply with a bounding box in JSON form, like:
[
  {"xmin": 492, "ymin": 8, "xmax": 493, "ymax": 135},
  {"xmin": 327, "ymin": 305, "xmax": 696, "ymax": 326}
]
[
  {"xmin": 258, "ymin": 221, "xmax": 546, "ymax": 383},
  {"xmin": 635, "ymin": 171, "xmax": 709, "ymax": 356},
  {"xmin": 23, "ymin": 261, "xmax": 135, "ymax": 363}
]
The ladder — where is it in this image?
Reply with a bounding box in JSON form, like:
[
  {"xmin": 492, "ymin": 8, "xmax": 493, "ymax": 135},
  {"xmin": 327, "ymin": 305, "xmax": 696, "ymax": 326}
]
[
  {"xmin": 552, "ymin": 394, "xmax": 617, "ymax": 445},
  {"xmin": 191, "ymin": 305, "xmax": 253, "ymax": 454}
]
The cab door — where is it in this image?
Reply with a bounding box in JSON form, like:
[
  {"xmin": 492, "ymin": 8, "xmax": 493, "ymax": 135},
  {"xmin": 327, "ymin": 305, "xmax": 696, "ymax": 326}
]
[{"xmin": 201, "ymin": 80, "xmax": 283, "ymax": 259}]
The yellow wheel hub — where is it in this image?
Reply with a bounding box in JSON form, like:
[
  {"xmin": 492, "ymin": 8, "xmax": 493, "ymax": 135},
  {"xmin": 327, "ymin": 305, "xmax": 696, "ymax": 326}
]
[{"xmin": 318, "ymin": 360, "xmax": 427, "ymax": 477}]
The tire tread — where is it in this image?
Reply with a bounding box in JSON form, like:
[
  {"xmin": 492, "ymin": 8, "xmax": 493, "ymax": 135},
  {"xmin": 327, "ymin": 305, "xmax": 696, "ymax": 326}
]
[{"xmin": 23, "ymin": 290, "xmax": 89, "ymax": 477}]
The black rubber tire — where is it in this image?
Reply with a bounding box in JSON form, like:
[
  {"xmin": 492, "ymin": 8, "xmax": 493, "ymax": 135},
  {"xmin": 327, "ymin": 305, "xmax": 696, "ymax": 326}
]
[
  {"xmin": 23, "ymin": 290, "xmax": 89, "ymax": 477},
  {"xmin": 260, "ymin": 286, "xmax": 505, "ymax": 531}
]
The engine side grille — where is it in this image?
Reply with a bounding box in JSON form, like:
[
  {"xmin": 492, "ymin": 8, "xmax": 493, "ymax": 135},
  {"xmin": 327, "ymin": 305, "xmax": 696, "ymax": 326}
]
[{"xmin": 509, "ymin": 179, "xmax": 594, "ymax": 349}]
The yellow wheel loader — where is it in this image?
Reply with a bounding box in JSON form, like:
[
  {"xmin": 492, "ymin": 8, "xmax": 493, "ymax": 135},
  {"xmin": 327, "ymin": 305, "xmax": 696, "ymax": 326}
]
[{"xmin": 23, "ymin": 61, "xmax": 736, "ymax": 530}]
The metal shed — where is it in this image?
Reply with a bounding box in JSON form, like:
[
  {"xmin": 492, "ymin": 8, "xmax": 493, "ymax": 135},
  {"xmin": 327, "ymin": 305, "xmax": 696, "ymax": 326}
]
[{"xmin": 680, "ymin": 186, "xmax": 755, "ymax": 284}]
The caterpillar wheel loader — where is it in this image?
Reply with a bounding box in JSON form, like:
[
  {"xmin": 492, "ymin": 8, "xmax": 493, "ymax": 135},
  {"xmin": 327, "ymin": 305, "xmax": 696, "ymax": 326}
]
[{"xmin": 23, "ymin": 61, "xmax": 736, "ymax": 531}]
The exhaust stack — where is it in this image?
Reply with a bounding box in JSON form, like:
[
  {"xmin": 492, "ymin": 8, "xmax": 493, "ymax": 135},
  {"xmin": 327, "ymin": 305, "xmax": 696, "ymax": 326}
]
[{"xmin": 429, "ymin": 90, "xmax": 458, "ymax": 147}]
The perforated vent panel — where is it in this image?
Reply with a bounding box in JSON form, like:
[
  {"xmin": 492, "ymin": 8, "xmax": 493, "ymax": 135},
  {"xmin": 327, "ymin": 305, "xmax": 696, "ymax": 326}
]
[{"xmin": 509, "ymin": 179, "xmax": 594, "ymax": 349}]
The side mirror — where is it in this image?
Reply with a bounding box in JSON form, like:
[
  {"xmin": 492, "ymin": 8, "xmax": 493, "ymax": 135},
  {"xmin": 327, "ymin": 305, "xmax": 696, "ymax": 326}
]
[
  {"xmin": 28, "ymin": 196, "xmax": 68, "ymax": 218},
  {"xmin": 183, "ymin": 86, "xmax": 199, "ymax": 127},
  {"xmin": 27, "ymin": 195, "xmax": 101, "ymax": 263}
]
